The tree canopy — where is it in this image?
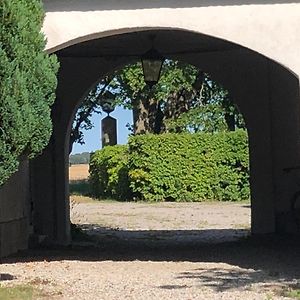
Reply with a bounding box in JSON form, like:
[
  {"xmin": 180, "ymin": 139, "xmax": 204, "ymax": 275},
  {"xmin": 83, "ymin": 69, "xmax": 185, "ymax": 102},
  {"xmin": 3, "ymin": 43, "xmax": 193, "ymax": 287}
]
[
  {"xmin": 71, "ymin": 60, "xmax": 245, "ymax": 149},
  {"xmin": 0, "ymin": 0, "xmax": 59, "ymax": 185}
]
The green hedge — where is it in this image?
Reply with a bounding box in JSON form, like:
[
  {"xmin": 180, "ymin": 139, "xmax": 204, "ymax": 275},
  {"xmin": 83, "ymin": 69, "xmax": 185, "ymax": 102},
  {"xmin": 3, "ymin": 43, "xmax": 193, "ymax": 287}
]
[
  {"xmin": 89, "ymin": 130, "xmax": 250, "ymax": 202},
  {"xmin": 89, "ymin": 145, "xmax": 131, "ymax": 200}
]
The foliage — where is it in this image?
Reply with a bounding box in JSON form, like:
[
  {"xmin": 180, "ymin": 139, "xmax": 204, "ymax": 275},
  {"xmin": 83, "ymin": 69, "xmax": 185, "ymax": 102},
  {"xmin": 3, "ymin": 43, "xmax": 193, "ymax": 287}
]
[
  {"xmin": 69, "ymin": 180, "xmax": 91, "ymax": 196},
  {"xmin": 165, "ymin": 79, "xmax": 245, "ymax": 133},
  {"xmin": 0, "ymin": 0, "xmax": 59, "ymax": 186},
  {"xmin": 128, "ymin": 131, "xmax": 249, "ymax": 202},
  {"xmin": 89, "ymin": 145, "xmax": 131, "ymax": 200},
  {"xmin": 112, "ymin": 60, "xmax": 244, "ymax": 134},
  {"xmin": 285, "ymin": 288, "xmax": 300, "ymax": 299},
  {"xmin": 166, "ymin": 104, "xmax": 228, "ymax": 133},
  {"xmin": 113, "ymin": 60, "xmax": 198, "ymax": 108},
  {"xmin": 89, "ymin": 131, "xmax": 250, "ymax": 202},
  {"xmin": 71, "ymin": 60, "xmax": 245, "ymax": 147},
  {"xmin": 69, "ymin": 152, "xmax": 90, "ymax": 165}
]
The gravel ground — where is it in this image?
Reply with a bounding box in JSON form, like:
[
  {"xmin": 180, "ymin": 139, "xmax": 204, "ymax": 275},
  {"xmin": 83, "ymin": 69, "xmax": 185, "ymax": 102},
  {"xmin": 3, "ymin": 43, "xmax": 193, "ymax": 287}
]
[{"xmin": 1, "ymin": 197, "xmax": 300, "ymax": 300}]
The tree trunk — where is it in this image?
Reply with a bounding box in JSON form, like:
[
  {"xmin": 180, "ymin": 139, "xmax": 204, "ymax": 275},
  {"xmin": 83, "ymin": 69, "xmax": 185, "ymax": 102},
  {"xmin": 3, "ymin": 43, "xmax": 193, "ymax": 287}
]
[
  {"xmin": 163, "ymin": 70, "xmax": 205, "ymax": 132},
  {"xmin": 132, "ymin": 70, "xmax": 205, "ymax": 135},
  {"xmin": 225, "ymin": 113, "xmax": 236, "ymax": 131},
  {"xmin": 132, "ymin": 98, "xmax": 159, "ymax": 134}
]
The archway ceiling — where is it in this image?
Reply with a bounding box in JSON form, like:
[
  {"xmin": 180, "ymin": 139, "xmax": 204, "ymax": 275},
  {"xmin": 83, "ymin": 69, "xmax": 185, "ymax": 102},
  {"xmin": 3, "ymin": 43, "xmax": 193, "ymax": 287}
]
[{"xmin": 56, "ymin": 29, "xmax": 242, "ymax": 59}]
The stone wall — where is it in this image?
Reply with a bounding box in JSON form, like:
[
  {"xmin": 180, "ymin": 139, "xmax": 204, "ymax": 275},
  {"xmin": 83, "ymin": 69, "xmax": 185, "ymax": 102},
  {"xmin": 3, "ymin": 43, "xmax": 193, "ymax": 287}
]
[{"xmin": 0, "ymin": 159, "xmax": 30, "ymax": 258}]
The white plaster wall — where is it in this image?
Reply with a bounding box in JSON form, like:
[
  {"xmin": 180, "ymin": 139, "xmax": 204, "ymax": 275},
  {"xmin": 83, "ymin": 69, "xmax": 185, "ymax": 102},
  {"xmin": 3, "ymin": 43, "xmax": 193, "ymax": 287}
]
[{"xmin": 43, "ymin": 1, "xmax": 300, "ymax": 77}]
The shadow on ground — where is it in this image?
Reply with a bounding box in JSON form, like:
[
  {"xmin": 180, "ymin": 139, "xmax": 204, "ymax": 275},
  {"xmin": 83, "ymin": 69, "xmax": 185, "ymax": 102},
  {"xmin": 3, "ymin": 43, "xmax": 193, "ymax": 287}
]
[
  {"xmin": 78, "ymin": 223, "xmax": 250, "ymax": 244},
  {"xmin": 159, "ymin": 267, "xmax": 300, "ymax": 294},
  {"xmin": 3, "ymin": 226, "xmax": 299, "ymax": 268},
  {"xmin": 2, "ymin": 225, "xmax": 300, "ymax": 294},
  {"xmin": 0, "ymin": 274, "xmax": 15, "ymax": 281}
]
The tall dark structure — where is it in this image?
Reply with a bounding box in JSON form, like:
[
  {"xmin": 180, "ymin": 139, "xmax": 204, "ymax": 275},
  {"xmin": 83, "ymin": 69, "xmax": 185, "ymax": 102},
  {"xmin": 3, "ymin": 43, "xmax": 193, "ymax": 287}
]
[{"xmin": 101, "ymin": 96, "xmax": 117, "ymax": 147}]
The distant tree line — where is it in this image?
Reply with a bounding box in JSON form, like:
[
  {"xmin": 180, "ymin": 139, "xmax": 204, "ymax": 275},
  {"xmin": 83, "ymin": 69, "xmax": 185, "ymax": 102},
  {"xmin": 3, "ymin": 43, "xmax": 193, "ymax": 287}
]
[{"xmin": 69, "ymin": 152, "xmax": 91, "ymax": 165}]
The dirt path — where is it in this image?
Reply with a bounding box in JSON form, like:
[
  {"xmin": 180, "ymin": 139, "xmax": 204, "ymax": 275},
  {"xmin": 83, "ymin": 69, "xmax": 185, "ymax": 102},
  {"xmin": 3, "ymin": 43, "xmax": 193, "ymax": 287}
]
[{"xmin": 1, "ymin": 197, "xmax": 299, "ymax": 299}]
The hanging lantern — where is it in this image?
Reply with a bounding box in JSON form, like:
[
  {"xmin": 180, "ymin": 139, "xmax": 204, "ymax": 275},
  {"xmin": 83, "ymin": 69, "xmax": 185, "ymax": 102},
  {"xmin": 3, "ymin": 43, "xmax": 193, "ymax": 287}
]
[
  {"xmin": 141, "ymin": 48, "xmax": 164, "ymax": 88},
  {"xmin": 100, "ymin": 91, "xmax": 115, "ymax": 116}
]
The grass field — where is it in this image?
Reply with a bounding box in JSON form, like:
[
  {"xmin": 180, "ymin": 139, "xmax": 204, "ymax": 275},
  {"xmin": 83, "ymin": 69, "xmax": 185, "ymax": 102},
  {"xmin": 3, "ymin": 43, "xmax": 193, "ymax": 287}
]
[
  {"xmin": 69, "ymin": 164, "xmax": 90, "ymax": 196},
  {"xmin": 69, "ymin": 164, "xmax": 89, "ymax": 181}
]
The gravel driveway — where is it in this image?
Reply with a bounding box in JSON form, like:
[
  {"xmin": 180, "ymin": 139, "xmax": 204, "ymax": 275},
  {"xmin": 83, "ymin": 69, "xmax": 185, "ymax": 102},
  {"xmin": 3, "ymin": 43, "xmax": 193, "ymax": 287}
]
[{"xmin": 1, "ymin": 197, "xmax": 299, "ymax": 299}]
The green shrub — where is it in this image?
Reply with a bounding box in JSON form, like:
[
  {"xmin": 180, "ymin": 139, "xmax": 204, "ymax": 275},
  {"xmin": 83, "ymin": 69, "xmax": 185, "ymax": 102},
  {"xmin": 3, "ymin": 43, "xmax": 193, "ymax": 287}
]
[
  {"xmin": 89, "ymin": 145, "xmax": 131, "ymax": 200},
  {"xmin": 69, "ymin": 180, "xmax": 91, "ymax": 196},
  {"xmin": 128, "ymin": 130, "xmax": 249, "ymax": 202},
  {"xmin": 0, "ymin": 0, "xmax": 59, "ymax": 186},
  {"xmin": 89, "ymin": 131, "xmax": 250, "ymax": 202}
]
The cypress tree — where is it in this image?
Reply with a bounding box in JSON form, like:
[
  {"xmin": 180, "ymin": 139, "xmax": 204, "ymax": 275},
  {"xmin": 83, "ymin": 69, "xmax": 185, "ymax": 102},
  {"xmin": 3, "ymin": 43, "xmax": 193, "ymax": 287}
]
[{"xmin": 0, "ymin": 0, "xmax": 59, "ymax": 185}]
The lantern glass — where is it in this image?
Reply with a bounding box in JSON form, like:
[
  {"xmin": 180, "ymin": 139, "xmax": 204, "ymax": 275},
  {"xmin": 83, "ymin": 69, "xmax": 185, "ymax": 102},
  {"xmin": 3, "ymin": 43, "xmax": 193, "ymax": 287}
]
[{"xmin": 141, "ymin": 49, "xmax": 164, "ymax": 87}]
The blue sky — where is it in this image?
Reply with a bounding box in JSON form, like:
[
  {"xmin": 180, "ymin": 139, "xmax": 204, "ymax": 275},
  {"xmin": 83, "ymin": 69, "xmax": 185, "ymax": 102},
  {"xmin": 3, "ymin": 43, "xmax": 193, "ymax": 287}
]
[{"xmin": 71, "ymin": 106, "xmax": 133, "ymax": 154}]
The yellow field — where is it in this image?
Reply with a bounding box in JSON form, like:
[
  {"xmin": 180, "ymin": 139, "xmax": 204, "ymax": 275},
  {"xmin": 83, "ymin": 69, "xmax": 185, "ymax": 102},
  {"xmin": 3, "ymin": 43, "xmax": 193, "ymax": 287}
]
[{"xmin": 69, "ymin": 164, "xmax": 89, "ymax": 181}]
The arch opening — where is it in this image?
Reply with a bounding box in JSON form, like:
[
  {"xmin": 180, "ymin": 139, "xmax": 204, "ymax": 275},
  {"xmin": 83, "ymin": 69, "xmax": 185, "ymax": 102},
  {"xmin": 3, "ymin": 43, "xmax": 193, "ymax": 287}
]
[
  {"xmin": 68, "ymin": 58, "xmax": 251, "ymax": 245},
  {"xmin": 30, "ymin": 28, "xmax": 300, "ymax": 246}
]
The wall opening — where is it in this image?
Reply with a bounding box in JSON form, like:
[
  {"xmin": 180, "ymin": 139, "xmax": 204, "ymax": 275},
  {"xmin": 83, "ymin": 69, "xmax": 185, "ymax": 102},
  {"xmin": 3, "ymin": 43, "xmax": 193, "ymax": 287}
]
[
  {"xmin": 27, "ymin": 27, "xmax": 300, "ymax": 249},
  {"xmin": 67, "ymin": 57, "xmax": 251, "ymax": 246}
]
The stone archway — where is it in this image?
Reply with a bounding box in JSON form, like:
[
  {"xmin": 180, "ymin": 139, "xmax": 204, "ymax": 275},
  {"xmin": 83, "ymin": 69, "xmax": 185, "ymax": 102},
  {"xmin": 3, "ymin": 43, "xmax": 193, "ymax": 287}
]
[{"xmin": 29, "ymin": 27, "xmax": 300, "ymax": 245}]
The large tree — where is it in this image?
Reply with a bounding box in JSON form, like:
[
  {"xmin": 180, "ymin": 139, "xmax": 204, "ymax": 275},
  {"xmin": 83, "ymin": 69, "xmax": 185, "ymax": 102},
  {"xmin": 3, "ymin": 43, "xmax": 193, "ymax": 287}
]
[
  {"xmin": 0, "ymin": 0, "xmax": 59, "ymax": 185},
  {"xmin": 113, "ymin": 60, "xmax": 244, "ymax": 134},
  {"xmin": 71, "ymin": 60, "xmax": 244, "ymax": 148}
]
